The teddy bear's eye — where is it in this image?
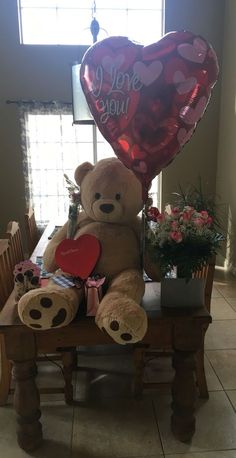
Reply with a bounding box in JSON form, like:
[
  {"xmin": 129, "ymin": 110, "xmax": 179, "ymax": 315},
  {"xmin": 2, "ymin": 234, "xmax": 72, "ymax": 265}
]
[
  {"xmin": 115, "ymin": 193, "xmax": 121, "ymax": 201},
  {"xmin": 95, "ymin": 192, "xmax": 101, "ymax": 200}
]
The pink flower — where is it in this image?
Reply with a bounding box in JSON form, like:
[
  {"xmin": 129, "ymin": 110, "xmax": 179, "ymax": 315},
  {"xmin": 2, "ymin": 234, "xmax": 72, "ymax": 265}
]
[
  {"xmin": 207, "ymin": 216, "xmax": 213, "ymax": 225},
  {"xmin": 200, "ymin": 210, "xmax": 209, "ymax": 219},
  {"xmin": 194, "ymin": 217, "xmax": 204, "ymax": 226},
  {"xmin": 181, "ymin": 206, "xmax": 195, "ymax": 222},
  {"xmin": 171, "ymin": 221, "xmax": 179, "ymax": 230},
  {"xmin": 171, "ymin": 207, "xmax": 180, "ymax": 216},
  {"xmin": 157, "ymin": 213, "xmax": 165, "ymax": 222},
  {"xmin": 170, "ymin": 231, "xmax": 183, "ymax": 243},
  {"xmin": 182, "ymin": 211, "xmax": 192, "ymax": 222}
]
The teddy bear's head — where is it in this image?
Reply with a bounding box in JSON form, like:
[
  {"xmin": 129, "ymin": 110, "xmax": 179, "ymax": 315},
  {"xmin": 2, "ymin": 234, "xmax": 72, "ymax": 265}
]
[{"xmin": 74, "ymin": 158, "xmax": 143, "ymax": 223}]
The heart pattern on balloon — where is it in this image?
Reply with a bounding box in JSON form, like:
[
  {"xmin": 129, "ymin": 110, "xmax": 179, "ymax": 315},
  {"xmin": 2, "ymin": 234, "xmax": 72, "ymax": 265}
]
[
  {"xmin": 55, "ymin": 235, "xmax": 101, "ymax": 279},
  {"xmin": 80, "ymin": 31, "xmax": 219, "ymax": 200}
]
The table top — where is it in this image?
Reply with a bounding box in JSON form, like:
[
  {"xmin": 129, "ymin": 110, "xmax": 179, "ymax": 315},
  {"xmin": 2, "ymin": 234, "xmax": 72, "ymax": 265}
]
[{"xmin": 0, "ymin": 222, "xmax": 211, "ymax": 330}]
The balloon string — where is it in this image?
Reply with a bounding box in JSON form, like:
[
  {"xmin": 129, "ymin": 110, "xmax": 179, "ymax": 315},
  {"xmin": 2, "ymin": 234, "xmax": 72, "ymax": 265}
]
[
  {"xmin": 142, "ymin": 184, "xmax": 149, "ymax": 203},
  {"xmin": 140, "ymin": 205, "xmax": 146, "ymax": 272}
]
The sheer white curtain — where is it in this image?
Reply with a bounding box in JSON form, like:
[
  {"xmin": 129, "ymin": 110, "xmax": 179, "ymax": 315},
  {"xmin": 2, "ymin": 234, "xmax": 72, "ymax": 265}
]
[{"xmin": 19, "ymin": 101, "xmax": 114, "ymax": 226}]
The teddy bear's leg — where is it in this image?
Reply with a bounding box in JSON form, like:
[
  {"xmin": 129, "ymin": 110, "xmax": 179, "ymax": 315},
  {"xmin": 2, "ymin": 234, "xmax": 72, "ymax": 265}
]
[
  {"xmin": 95, "ymin": 269, "xmax": 147, "ymax": 345},
  {"xmin": 18, "ymin": 280, "xmax": 83, "ymax": 330}
]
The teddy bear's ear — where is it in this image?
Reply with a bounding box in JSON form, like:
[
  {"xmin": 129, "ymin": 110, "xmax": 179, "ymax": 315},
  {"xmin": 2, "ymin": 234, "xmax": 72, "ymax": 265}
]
[{"xmin": 74, "ymin": 162, "xmax": 94, "ymax": 185}]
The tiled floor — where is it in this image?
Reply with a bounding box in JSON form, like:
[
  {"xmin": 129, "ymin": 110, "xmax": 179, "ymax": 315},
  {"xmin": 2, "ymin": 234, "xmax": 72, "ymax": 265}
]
[{"xmin": 1, "ymin": 268, "xmax": 236, "ymax": 457}]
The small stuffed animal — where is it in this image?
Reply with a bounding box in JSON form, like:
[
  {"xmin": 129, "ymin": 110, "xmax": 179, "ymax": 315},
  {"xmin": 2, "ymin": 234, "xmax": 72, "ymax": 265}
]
[{"xmin": 18, "ymin": 158, "xmax": 149, "ymax": 344}]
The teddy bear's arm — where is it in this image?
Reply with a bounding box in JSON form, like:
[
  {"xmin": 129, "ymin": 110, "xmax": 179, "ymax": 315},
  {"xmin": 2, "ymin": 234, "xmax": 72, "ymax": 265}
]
[
  {"xmin": 43, "ymin": 212, "xmax": 94, "ymax": 273},
  {"xmin": 129, "ymin": 215, "xmax": 142, "ymax": 240}
]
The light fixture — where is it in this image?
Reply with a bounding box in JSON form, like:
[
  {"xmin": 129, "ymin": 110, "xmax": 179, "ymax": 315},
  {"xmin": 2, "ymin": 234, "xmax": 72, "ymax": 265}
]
[{"xmin": 71, "ymin": 1, "xmax": 100, "ymax": 125}]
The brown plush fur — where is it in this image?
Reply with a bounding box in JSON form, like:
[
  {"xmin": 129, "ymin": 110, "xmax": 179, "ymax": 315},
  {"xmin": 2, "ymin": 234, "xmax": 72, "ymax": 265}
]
[{"xmin": 18, "ymin": 158, "xmax": 149, "ymax": 344}]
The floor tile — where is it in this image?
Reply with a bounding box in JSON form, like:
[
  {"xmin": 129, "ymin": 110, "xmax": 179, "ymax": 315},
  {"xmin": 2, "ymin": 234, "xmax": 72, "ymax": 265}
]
[
  {"xmin": 75, "ymin": 348, "xmax": 134, "ymax": 401},
  {"xmin": 210, "ymin": 297, "xmax": 236, "ymax": 320},
  {"xmin": 166, "ymin": 450, "xmax": 236, "ymax": 457},
  {"xmin": 0, "ymin": 402, "xmax": 73, "ymax": 457},
  {"xmin": 119, "ymin": 456, "xmax": 163, "ymax": 458},
  {"xmin": 36, "ymin": 360, "xmax": 65, "ymax": 388},
  {"xmin": 215, "ymin": 283, "xmax": 236, "ymax": 299},
  {"xmin": 72, "ymin": 397, "xmax": 163, "ymax": 457},
  {"xmin": 211, "ymin": 286, "xmax": 223, "ymax": 298},
  {"xmin": 226, "ymin": 390, "xmax": 236, "ymax": 410},
  {"xmin": 154, "ymin": 391, "xmax": 236, "ymax": 454},
  {"xmin": 206, "ymin": 350, "xmax": 236, "ymax": 389},
  {"xmin": 205, "ymin": 320, "xmax": 236, "ymax": 350},
  {"xmin": 203, "ymin": 355, "xmax": 223, "ymax": 391},
  {"xmin": 227, "ymin": 298, "xmax": 236, "ymax": 310},
  {"xmin": 144, "ymin": 355, "xmax": 174, "ymax": 383},
  {"xmin": 213, "ymin": 269, "xmax": 236, "ymax": 285}
]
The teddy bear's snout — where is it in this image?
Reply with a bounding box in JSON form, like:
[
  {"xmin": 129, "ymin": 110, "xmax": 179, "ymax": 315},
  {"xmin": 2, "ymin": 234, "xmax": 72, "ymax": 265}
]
[{"xmin": 100, "ymin": 203, "xmax": 114, "ymax": 214}]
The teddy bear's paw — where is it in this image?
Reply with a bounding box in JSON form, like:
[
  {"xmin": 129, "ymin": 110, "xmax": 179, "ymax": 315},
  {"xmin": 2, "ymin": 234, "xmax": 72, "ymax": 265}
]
[
  {"xmin": 18, "ymin": 289, "xmax": 76, "ymax": 330},
  {"xmin": 99, "ymin": 318, "xmax": 143, "ymax": 344},
  {"xmin": 97, "ymin": 307, "xmax": 147, "ymax": 345}
]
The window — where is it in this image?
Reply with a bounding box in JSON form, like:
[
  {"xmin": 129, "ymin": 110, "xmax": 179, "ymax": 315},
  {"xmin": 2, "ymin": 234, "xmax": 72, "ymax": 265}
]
[
  {"xmin": 18, "ymin": 0, "xmax": 164, "ymax": 46},
  {"xmin": 21, "ymin": 104, "xmax": 160, "ymax": 226},
  {"xmin": 18, "ymin": 0, "xmax": 163, "ymax": 225}
]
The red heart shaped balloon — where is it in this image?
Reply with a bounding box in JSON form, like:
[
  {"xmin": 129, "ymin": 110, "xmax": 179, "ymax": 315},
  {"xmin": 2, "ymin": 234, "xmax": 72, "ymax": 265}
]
[
  {"xmin": 55, "ymin": 235, "xmax": 101, "ymax": 279},
  {"xmin": 80, "ymin": 31, "xmax": 219, "ymax": 199}
]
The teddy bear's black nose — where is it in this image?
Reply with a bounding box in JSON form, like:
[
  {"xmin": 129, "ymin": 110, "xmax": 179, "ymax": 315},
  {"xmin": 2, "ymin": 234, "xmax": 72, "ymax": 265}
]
[{"xmin": 100, "ymin": 204, "xmax": 114, "ymax": 213}]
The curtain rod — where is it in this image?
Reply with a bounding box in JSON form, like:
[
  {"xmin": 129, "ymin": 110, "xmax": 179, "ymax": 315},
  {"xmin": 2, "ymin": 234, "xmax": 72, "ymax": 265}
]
[{"xmin": 6, "ymin": 99, "xmax": 72, "ymax": 105}]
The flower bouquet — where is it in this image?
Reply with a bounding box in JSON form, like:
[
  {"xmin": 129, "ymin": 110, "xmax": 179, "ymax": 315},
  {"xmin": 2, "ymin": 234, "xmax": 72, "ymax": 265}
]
[
  {"xmin": 145, "ymin": 204, "xmax": 223, "ymax": 280},
  {"xmin": 64, "ymin": 174, "xmax": 81, "ymax": 239}
]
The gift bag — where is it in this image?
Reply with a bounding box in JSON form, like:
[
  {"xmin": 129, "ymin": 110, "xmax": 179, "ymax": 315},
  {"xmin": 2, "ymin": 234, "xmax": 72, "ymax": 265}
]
[{"xmin": 85, "ymin": 276, "xmax": 105, "ymax": 316}]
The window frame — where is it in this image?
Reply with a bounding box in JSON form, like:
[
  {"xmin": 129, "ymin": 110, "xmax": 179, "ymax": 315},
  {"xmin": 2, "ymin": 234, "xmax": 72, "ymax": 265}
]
[{"xmin": 17, "ymin": 0, "xmax": 164, "ymax": 46}]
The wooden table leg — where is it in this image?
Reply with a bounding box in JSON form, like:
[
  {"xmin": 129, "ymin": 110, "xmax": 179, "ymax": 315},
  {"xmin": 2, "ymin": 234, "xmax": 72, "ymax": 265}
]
[
  {"xmin": 133, "ymin": 346, "xmax": 147, "ymax": 399},
  {"xmin": 195, "ymin": 324, "xmax": 210, "ymax": 399},
  {"xmin": 61, "ymin": 350, "xmax": 74, "ymax": 405},
  {"xmin": 0, "ymin": 334, "xmax": 12, "ymax": 406},
  {"xmin": 4, "ymin": 331, "xmax": 42, "ymax": 452},
  {"xmin": 12, "ymin": 360, "xmax": 42, "ymax": 452},
  {"xmin": 171, "ymin": 349, "xmax": 197, "ymax": 442}
]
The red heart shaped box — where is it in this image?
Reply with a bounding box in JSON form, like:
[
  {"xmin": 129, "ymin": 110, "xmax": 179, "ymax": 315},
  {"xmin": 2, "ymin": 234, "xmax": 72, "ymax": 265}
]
[
  {"xmin": 55, "ymin": 235, "xmax": 101, "ymax": 279},
  {"xmin": 80, "ymin": 31, "xmax": 219, "ymax": 199}
]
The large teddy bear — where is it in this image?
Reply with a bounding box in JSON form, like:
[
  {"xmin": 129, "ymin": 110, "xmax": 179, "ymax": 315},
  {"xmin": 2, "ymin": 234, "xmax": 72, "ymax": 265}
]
[{"xmin": 18, "ymin": 158, "xmax": 150, "ymax": 344}]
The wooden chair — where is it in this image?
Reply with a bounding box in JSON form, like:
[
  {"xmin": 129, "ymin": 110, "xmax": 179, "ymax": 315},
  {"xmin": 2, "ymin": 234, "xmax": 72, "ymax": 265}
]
[
  {"xmin": 0, "ymin": 225, "xmax": 25, "ymax": 405},
  {"xmin": 5, "ymin": 221, "xmax": 25, "ymax": 272},
  {"xmin": 193, "ymin": 256, "xmax": 215, "ymax": 397},
  {"xmin": 133, "ymin": 257, "xmax": 215, "ymax": 399},
  {"xmin": 0, "ymin": 240, "xmax": 13, "ymax": 405},
  {"xmin": 25, "ymin": 208, "xmax": 40, "ymax": 255},
  {"xmin": 1, "ymin": 221, "xmax": 76, "ymax": 406},
  {"xmin": 0, "ymin": 240, "xmax": 13, "ymax": 309}
]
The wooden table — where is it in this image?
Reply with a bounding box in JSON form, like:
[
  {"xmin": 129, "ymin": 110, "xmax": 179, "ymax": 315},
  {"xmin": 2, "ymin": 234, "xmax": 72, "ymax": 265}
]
[{"xmin": 0, "ymin": 223, "xmax": 212, "ymax": 452}]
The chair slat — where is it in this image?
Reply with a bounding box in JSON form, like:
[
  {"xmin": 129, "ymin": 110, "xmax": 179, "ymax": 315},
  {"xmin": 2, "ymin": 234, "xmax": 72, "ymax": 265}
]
[
  {"xmin": 5, "ymin": 221, "xmax": 25, "ymax": 272},
  {"xmin": 25, "ymin": 208, "xmax": 40, "ymax": 255},
  {"xmin": 0, "ymin": 240, "xmax": 13, "ymax": 310}
]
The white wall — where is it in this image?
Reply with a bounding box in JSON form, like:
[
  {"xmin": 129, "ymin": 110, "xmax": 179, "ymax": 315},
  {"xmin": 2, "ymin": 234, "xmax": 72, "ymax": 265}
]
[
  {"xmin": 163, "ymin": 0, "xmax": 224, "ymax": 205},
  {"xmin": 216, "ymin": 0, "xmax": 236, "ymax": 271}
]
